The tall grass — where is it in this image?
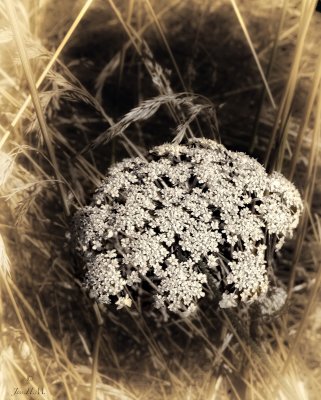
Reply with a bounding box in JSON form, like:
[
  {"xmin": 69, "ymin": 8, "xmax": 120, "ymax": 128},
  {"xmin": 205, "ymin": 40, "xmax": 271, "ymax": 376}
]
[{"xmin": 0, "ymin": 0, "xmax": 321, "ymax": 399}]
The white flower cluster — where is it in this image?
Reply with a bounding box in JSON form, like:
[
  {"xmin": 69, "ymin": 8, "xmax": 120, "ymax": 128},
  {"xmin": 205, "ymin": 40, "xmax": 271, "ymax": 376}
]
[
  {"xmin": 72, "ymin": 138, "xmax": 303, "ymax": 316},
  {"xmin": 257, "ymin": 286, "xmax": 287, "ymax": 316}
]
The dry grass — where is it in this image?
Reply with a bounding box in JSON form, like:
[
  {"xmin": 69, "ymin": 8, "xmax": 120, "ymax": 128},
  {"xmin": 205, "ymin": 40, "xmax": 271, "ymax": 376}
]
[{"xmin": 1, "ymin": 0, "xmax": 321, "ymax": 399}]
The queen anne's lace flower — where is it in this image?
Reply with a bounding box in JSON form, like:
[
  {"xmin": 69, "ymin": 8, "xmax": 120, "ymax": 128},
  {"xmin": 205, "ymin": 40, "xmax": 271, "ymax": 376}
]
[{"xmin": 72, "ymin": 139, "xmax": 303, "ymax": 316}]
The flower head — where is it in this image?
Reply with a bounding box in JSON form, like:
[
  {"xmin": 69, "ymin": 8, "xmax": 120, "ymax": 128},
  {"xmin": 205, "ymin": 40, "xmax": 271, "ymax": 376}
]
[{"xmin": 72, "ymin": 139, "xmax": 303, "ymax": 316}]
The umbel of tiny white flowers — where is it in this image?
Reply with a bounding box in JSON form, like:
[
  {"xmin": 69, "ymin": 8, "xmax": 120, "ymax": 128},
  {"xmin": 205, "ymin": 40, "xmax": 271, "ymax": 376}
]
[{"xmin": 71, "ymin": 138, "xmax": 303, "ymax": 317}]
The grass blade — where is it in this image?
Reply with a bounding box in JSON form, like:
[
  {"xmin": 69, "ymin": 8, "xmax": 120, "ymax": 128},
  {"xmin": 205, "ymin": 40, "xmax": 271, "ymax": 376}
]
[
  {"xmin": 264, "ymin": 0, "xmax": 317, "ymax": 170},
  {"xmin": 5, "ymin": 0, "xmax": 70, "ymax": 215},
  {"xmin": 288, "ymin": 49, "xmax": 321, "ymax": 179},
  {"xmin": 230, "ymin": 0, "xmax": 276, "ymax": 109},
  {"xmin": 1, "ymin": 0, "xmax": 94, "ymax": 149}
]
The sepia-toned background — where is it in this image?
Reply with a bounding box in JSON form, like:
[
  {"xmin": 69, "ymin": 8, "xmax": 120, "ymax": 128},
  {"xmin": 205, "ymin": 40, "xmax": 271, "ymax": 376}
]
[{"xmin": 1, "ymin": 1, "xmax": 321, "ymax": 399}]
